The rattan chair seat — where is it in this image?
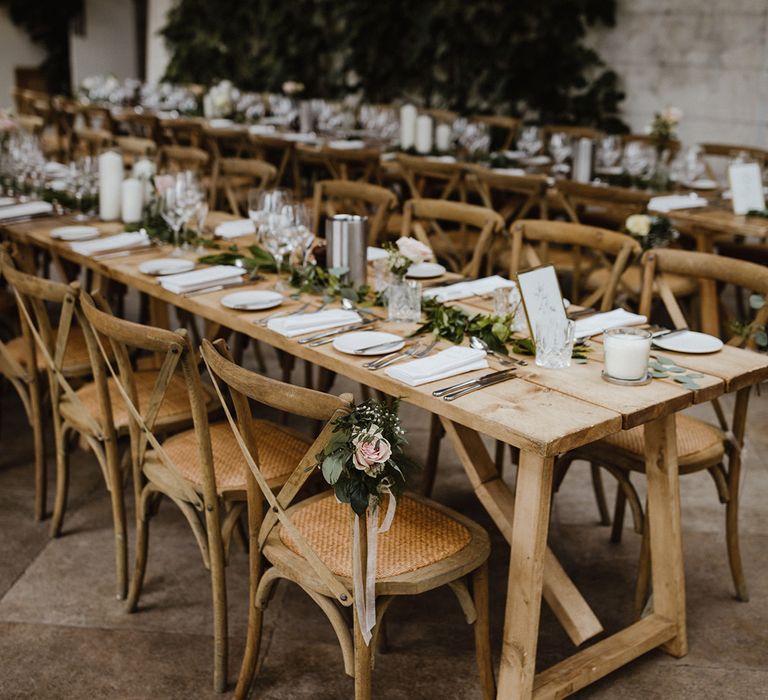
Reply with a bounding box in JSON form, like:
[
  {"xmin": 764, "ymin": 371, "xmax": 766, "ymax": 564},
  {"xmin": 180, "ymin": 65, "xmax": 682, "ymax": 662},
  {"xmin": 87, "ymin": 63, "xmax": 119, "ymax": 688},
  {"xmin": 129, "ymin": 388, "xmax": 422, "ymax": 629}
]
[
  {"xmin": 278, "ymin": 491, "xmax": 477, "ymax": 580},
  {"xmin": 599, "ymin": 414, "xmax": 724, "ymax": 472},
  {"xmin": 149, "ymin": 420, "xmax": 311, "ymax": 493},
  {"xmin": 6, "ymin": 325, "xmax": 92, "ymax": 375}
]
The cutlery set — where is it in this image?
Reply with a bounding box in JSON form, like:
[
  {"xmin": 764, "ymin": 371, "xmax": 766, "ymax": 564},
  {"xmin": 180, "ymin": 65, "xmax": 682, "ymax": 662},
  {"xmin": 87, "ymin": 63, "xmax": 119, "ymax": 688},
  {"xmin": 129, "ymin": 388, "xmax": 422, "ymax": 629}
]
[{"xmin": 432, "ymin": 368, "xmax": 518, "ymax": 401}]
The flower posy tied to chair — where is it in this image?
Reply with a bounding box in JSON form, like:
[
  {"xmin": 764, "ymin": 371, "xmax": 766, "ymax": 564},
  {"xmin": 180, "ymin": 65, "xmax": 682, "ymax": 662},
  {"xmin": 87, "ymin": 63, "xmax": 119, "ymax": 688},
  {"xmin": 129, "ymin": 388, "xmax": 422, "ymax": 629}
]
[
  {"xmin": 624, "ymin": 213, "xmax": 678, "ymax": 251},
  {"xmin": 316, "ymin": 398, "xmax": 419, "ymax": 644}
]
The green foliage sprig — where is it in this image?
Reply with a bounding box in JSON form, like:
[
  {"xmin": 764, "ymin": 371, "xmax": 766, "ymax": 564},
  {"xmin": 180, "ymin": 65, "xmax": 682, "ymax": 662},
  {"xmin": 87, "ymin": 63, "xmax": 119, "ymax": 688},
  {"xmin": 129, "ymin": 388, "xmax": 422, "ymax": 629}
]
[
  {"xmin": 198, "ymin": 244, "xmax": 277, "ymax": 276},
  {"xmin": 729, "ymin": 294, "xmax": 767, "ymax": 351},
  {"xmin": 289, "ymin": 263, "xmax": 371, "ymax": 304},
  {"xmin": 316, "ymin": 399, "xmax": 419, "ymax": 516},
  {"xmin": 648, "ymin": 355, "xmax": 703, "ymax": 390}
]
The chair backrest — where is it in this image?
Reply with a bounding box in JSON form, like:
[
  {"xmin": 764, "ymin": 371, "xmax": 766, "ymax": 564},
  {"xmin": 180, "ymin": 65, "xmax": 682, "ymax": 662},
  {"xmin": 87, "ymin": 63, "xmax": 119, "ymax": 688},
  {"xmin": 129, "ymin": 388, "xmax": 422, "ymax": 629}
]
[
  {"xmin": 113, "ymin": 111, "xmax": 160, "ymax": 141},
  {"xmin": 248, "ymin": 132, "xmax": 295, "ymax": 186},
  {"xmin": 16, "ymin": 114, "xmax": 45, "ymax": 136},
  {"xmin": 204, "ymin": 126, "xmax": 251, "ymax": 160},
  {"xmin": 213, "ymin": 157, "xmax": 277, "ymax": 215},
  {"xmin": 116, "ymin": 136, "xmax": 157, "ymax": 166},
  {"xmin": 698, "ymin": 143, "xmax": 768, "ymax": 181},
  {"xmin": 73, "ymin": 126, "xmax": 115, "ymax": 157},
  {"xmin": 159, "ymin": 144, "xmax": 210, "ymax": 174},
  {"xmin": 469, "ymin": 115, "xmax": 520, "ymax": 150},
  {"xmin": 395, "ymin": 153, "xmax": 467, "ymax": 201},
  {"xmin": 510, "ymin": 220, "xmax": 641, "ymax": 311},
  {"xmin": 544, "ymin": 125, "xmax": 603, "ymax": 141},
  {"xmin": 200, "ymin": 338, "xmax": 354, "ymax": 605},
  {"xmin": 401, "ymin": 198, "xmax": 504, "ymax": 278},
  {"xmin": 468, "ymin": 164, "xmax": 549, "ymax": 224},
  {"xmin": 555, "ymin": 179, "xmax": 651, "ymax": 225},
  {"xmin": 639, "ymin": 248, "xmax": 768, "ymax": 349},
  {"xmin": 78, "ymin": 291, "xmax": 212, "ymax": 508},
  {"xmin": 311, "ymin": 179, "xmax": 396, "ymax": 245},
  {"xmin": 158, "ymin": 117, "xmax": 205, "ymax": 147},
  {"xmin": 81, "ymin": 105, "xmax": 114, "ymax": 132},
  {"xmin": 424, "ymin": 108, "xmax": 459, "ymax": 124},
  {"xmin": 297, "ymin": 143, "xmax": 382, "ymax": 183}
]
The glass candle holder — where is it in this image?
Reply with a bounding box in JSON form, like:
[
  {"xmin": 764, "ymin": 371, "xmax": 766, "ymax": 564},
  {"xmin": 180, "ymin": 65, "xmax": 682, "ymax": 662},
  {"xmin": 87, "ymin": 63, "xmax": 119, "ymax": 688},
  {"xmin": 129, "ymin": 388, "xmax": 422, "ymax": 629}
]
[
  {"xmin": 387, "ymin": 278, "xmax": 421, "ymax": 323},
  {"xmin": 603, "ymin": 327, "xmax": 652, "ymax": 381},
  {"xmin": 534, "ymin": 320, "xmax": 575, "ymax": 369}
]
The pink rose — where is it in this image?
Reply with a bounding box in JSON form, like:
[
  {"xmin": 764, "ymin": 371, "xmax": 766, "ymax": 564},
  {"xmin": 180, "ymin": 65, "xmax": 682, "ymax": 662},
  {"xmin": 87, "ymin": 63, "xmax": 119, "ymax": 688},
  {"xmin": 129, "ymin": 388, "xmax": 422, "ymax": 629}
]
[
  {"xmin": 661, "ymin": 106, "xmax": 683, "ymax": 125},
  {"xmin": 396, "ymin": 236, "xmax": 432, "ymax": 263},
  {"xmin": 351, "ymin": 425, "xmax": 392, "ymax": 475},
  {"xmin": 154, "ymin": 174, "xmax": 175, "ymax": 197}
]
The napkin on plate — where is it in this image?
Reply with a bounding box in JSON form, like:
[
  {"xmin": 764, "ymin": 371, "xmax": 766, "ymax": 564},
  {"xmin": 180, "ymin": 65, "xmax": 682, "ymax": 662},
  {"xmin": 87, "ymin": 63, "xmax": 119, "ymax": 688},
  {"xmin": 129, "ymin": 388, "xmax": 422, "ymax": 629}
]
[
  {"xmin": 422, "ymin": 275, "xmax": 516, "ymax": 302},
  {"xmin": 366, "ymin": 246, "xmax": 388, "ymax": 262},
  {"xmin": 158, "ymin": 265, "xmax": 244, "ymax": 294},
  {"xmin": 574, "ymin": 308, "xmax": 647, "ymax": 340},
  {"xmin": 214, "ymin": 219, "xmax": 256, "ymax": 239},
  {"xmin": 70, "ymin": 231, "xmax": 150, "ymax": 256},
  {"xmin": 385, "ymin": 346, "xmax": 488, "ymax": 387},
  {"xmin": 249, "ymin": 124, "xmax": 277, "ymax": 135},
  {"xmin": 267, "ymin": 309, "xmax": 361, "ymax": 337},
  {"xmin": 648, "ymin": 194, "xmax": 708, "ymax": 212},
  {"xmin": 328, "ymin": 139, "xmax": 366, "ymax": 150},
  {"xmin": 0, "ymin": 201, "xmax": 54, "ymax": 221}
]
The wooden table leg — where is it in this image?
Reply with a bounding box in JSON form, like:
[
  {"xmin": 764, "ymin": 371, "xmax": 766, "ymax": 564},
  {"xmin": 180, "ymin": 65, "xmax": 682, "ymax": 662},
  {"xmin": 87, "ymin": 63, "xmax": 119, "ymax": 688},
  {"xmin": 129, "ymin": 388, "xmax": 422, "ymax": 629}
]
[{"xmin": 644, "ymin": 413, "xmax": 687, "ymax": 656}]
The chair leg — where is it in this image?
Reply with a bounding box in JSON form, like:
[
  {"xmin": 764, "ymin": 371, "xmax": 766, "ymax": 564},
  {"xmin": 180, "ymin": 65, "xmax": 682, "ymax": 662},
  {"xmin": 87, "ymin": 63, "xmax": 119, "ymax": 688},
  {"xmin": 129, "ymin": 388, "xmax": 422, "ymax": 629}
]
[
  {"xmin": 420, "ymin": 413, "xmax": 444, "ymax": 496},
  {"xmin": 208, "ymin": 520, "xmax": 229, "ymax": 692},
  {"xmin": 49, "ymin": 421, "xmax": 70, "ymax": 538},
  {"xmin": 610, "ymin": 487, "xmax": 627, "ymax": 543},
  {"xmin": 126, "ymin": 489, "xmax": 155, "ymax": 612},
  {"xmin": 29, "ymin": 379, "xmax": 47, "ymax": 521},
  {"xmin": 590, "ymin": 463, "xmax": 612, "ymax": 526},
  {"xmin": 726, "ymin": 480, "xmax": 749, "ymax": 602},
  {"xmin": 472, "ymin": 562, "xmax": 496, "ymax": 700},
  {"xmin": 353, "ymin": 604, "xmax": 373, "ymax": 700},
  {"xmin": 634, "ymin": 520, "xmax": 651, "ymax": 618}
]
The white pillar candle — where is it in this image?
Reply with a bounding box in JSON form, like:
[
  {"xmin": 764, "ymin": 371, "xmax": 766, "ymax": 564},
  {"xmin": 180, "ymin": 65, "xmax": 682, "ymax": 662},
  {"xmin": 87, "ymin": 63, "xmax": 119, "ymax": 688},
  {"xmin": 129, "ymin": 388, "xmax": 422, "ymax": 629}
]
[
  {"xmin": 98, "ymin": 150, "xmax": 124, "ymax": 221},
  {"xmin": 415, "ymin": 114, "xmax": 433, "ymax": 154},
  {"xmin": 573, "ymin": 137, "xmax": 593, "ymax": 183},
  {"xmin": 435, "ymin": 123, "xmax": 452, "ymax": 152},
  {"xmin": 603, "ymin": 327, "xmax": 652, "ymax": 381},
  {"xmin": 400, "ymin": 104, "xmax": 417, "ymax": 150},
  {"xmin": 121, "ymin": 178, "xmax": 144, "ymax": 224},
  {"xmin": 132, "ymin": 158, "xmax": 156, "ymax": 203}
]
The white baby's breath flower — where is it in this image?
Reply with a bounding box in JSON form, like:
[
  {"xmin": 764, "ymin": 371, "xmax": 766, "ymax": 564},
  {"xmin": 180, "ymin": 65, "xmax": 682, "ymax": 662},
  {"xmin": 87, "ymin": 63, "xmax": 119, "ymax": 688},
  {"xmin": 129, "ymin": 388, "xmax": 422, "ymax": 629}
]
[{"xmin": 626, "ymin": 214, "xmax": 651, "ymax": 237}]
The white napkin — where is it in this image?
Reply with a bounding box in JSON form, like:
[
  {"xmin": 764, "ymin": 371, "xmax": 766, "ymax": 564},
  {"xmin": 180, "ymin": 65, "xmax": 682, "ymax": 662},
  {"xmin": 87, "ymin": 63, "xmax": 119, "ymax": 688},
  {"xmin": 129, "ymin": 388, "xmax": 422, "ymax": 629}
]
[
  {"xmin": 385, "ymin": 346, "xmax": 488, "ymax": 387},
  {"xmin": 328, "ymin": 139, "xmax": 366, "ymax": 150},
  {"xmin": 214, "ymin": 219, "xmax": 256, "ymax": 239},
  {"xmin": 423, "ymin": 275, "xmax": 516, "ymax": 302},
  {"xmin": 158, "ymin": 265, "xmax": 244, "ymax": 294},
  {"xmin": 492, "ymin": 167, "xmax": 527, "ymax": 176},
  {"xmin": 207, "ymin": 118, "xmax": 236, "ymax": 129},
  {"xmin": 648, "ymin": 194, "xmax": 708, "ymax": 212},
  {"xmin": 249, "ymin": 124, "xmax": 277, "ymax": 135},
  {"xmin": 425, "ymin": 155, "xmax": 457, "ymax": 163},
  {"xmin": 267, "ymin": 309, "xmax": 361, "ymax": 337},
  {"xmin": 366, "ymin": 246, "xmax": 388, "ymax": 262},
  {"xmin": 70, "ymin": 231, "xmax": 150, "ymax": 256},
  {"xmin": 574, "ymin": 308, "xmax": 647, "ymax": 340},
  {"xmin": 0, "ymin": 201, "xmax": 54, "ymax": 221},
  {"xmin": 281, "ymin": 132, "xmax": 317, "ymax": 143}
]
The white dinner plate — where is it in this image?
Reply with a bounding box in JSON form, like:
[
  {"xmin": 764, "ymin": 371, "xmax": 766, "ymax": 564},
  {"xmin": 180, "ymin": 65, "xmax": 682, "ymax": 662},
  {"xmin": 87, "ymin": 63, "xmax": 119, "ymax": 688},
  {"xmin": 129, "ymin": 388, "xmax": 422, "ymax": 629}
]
[
  {"xmin": 407, "ymin": 262, "xmax": 446, "ymax": 279},
  {"xmin": 653, "ymin": 330, "xmax": 723, "ymax": 354},
  {"xmin": 50, "ymin": 225, "xmax": 100, "ymax": 241},
  {"xmin": 139, "ymin": 258, "xmax": 195, "ymax": 276},
  {"xmin": 220, "ymin": 290, "xmax": 284, "ymax": 310},
  {"xmin": 333, "ymin": 331, "xmax": 405, "ymax": 356},
  {"xmin": 522, "ymin": 155, "xmax": 552, "ymax": 166},
  {"xmin": 685, "ymin": 179, "xmax": 718, "ymax": 190}
]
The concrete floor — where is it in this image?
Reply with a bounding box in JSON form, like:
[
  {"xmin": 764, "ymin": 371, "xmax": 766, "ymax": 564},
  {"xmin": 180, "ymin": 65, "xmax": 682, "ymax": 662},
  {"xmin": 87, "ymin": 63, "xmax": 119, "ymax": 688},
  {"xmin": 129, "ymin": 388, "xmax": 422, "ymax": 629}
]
[{"xmin": 1, "ymin": 351, "xmax": 767, "ymax": 699}]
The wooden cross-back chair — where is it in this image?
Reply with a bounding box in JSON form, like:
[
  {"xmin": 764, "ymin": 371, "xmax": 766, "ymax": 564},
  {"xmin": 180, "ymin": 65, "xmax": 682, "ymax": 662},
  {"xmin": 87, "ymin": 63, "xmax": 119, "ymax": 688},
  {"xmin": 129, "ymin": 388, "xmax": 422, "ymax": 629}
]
[
  {"xmin": 468, "ymin": 164, "xmax": 550, "ymax": 226},
  {"xmin": 204, "ymin": 126, "xmax": 251, "ymax": 160},
  {"xmin": 0, "ymin": 246, "xmax": 94, "ymax": 521},
  {"xmin": 158, "ymin": 144, "xmax": 210, "ymax": 175},
  {"xmin": 16, "ymin": 114, "xmax": 45, "ymax": 138},
  {"xmin": 510, "ymin": 220, "xmax": 642, "ymax": 311},
  {"xmin": 200, "ymin": 338, "xmax": 494, "ymax": 700},
  {"xmin": 50, "ymin": 96, "xmax": 79, "ymax": 160},
  {"xmin": 554, "ymin": 179, "xmax": 651, "ymax": 229},
  {"xmin": 80, "ymin": 104, "xmax": 114, "ymax": 132},
  {"xmin": 158, "ymin": 116, "xmax": 205, "ymax": 147},
  {"xmin": 295, "ymin": 143, "xmax": 383, "ymax": 186},
  {"xmin": 469, "ymin": 115, "xmax": 520, "ymax": 151},
  {"xmin": 402, "ymin": 198, "xmax": 504, "ymax": 278},
  {"xmin": 698, "ymin": 142, "xmax": 768, "ymax": 181},
  {"xmin": 72, "ymin": 126, "xmax": 114, "ymax": 157},
  {"xmin": 395, "ymin": 153, "xmax": 468, "ymax": 202},
  {"xmin": 248, "ymin": 132, "xmax": 295, "ymax": 188},
  {"xmin": 423, "ymin": 108, "xmax": 459, "ymax": 124},
  {"xmin": 311, "ymin": 179, "xmax": 397, "ymax": 245},
  {"xmin": 210, "ymin": 157, "xmax": 277, "ymax": 215},
  {"xmin": 115, "ymin": 136, "xmax": 157, "ymax": 166},
  {"xmin": 557, "ymin": 248, "xmax": 768, "ymax": 613},
  {"xmin": 543, "ymin": 124, "xmax": 603, "ymax": 141},
  {"xmin": 113, "ymin": 111, "xmax": 160, "ymax": 141}
]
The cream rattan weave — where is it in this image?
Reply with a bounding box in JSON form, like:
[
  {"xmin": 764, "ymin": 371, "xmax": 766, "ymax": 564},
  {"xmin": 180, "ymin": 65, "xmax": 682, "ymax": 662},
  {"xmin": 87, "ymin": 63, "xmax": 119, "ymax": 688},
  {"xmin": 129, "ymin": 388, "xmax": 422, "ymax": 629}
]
[
  {"xmin": 156, "ymin": 420, "xmax": 311, "ymax": 493},
  {"xmin": 6, "ymin": 325, "xmax": 91, "ymax": 374},
  {"xmin": 600, "ymin": 414, "xmax": 724, "ymax": 465},
  {"xmin": 280, "ymin": 492, "xmax": 472, "ymax": 579}
]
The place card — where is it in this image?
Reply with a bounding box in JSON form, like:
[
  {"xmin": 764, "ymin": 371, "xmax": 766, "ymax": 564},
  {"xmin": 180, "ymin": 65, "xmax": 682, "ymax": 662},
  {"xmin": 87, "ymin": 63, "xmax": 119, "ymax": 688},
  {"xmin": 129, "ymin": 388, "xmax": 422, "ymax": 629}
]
[
  {"xmin": 728, "ymin": 162, "xmax": 765, "ymax": 215},
  {"xmin": 515, "ymin": 264, "xmax": 568, "ymax": 340}
]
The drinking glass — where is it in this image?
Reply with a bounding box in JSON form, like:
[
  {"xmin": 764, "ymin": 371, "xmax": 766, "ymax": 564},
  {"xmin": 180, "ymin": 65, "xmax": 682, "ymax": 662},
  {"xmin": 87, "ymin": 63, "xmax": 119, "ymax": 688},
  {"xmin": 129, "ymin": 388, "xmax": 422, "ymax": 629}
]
[
  {"xmin": 549, "ymin": 132, "xmax": 572, "ymax": 175},
  {"xmin": 534, "ymin": 320, "xmax": 575, "ymax": 369},
  {"xmin": 262, "ymin": 206, "xmax": 292, "ymax": 290},
  {"xmin": 682, "ymin": 146, "xmax": 706, "ymax": 185},
  {"xmin": 623, "ymin": 142, "xmax": 653, "ymax": 178},
  {"xmin": 388, "ymin": 279, "xmax": 422, "ymax": 323},
  {"xmin": 597, "ymin": 135, "xmax": 623, "ymax": 170},
  {"xmin": 518, "ymin": 126, "xmax": 543, "ymax": 158}
]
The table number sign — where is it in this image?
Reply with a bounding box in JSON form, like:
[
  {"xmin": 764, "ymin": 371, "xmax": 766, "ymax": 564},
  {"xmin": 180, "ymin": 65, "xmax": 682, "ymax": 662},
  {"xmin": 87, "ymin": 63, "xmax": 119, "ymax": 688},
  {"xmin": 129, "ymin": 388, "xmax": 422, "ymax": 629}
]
[
  {"xmin": 515, "ymin": 264, "xmax": 568, "ymax": 340},
  {"xmin": 728, "ymin": 162, "xmax": 765, "ymax": 215}
]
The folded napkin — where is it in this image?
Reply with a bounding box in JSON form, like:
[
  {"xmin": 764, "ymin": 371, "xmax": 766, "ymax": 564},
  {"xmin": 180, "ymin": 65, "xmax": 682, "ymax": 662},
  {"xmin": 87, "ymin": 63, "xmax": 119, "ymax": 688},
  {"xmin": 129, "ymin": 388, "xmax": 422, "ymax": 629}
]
[
  {"xmin": 0, "ymin": 201, "xmax": 54, "ymax": 221},
  {"xmin": 423, "ymin": 275, "xmax": 516, "ymax": 302},
  {"xmin": 214, "ymin": 219, "xmax": 256, "ymax": 239},
  {"xmin": 574, "ymin": 308, "xmax": 647, "ymax": 340},
  {"xmin": 648, "ymin": 194, "xmax": 708, "ymax": 212},
  {"xmin": 158, "ymin": 265, "xmax": 243, "ymax": 294},
  {"xmin": 267, "ymin": 309, "xmax": 361, "ymax": 337},
  {"xmin": 425, "ymin": 155, "xmax": 457, "ymax": 163},
  {"xmin": 366, "ymin": 246, "xmax": 388, "ymax": 262},
  {"xmin": 207, "ymin": 118, "xmax": 236, "ymax": 129},
  {"xmin": 249, "ymin": 124, "xmax": 277, "ymax": 135},
  {"xmin": 385, "ymin": 346, "xmax": 488, "ymax": 387},
  {"xmin": 70, "ymin": 231, "xmax": 149, "ymax": 256},
  {"xmin": 327, "ymin": 139, "xmax": 366, "ymax": 150},
  {"xmin": 492, "ymin": 167, "xmax": 527, "ymax": 176},
  {"xmin": 281, "ymin": 132, "xmax": 317, "ymax": 143}
]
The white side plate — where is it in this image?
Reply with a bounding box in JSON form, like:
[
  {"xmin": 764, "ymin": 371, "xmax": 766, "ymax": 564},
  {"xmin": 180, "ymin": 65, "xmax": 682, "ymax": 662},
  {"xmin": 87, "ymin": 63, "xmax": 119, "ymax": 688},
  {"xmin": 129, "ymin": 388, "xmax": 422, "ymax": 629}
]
[
  {"xmin": 653, "ymin": 330, "xmax": 723, "ymax": 354},
  {"xmin": 50, "ymin": 225, "xmax": 100, "ymax": 241},
  {"xmin": 139, "ymin": 258, "xmax": 195, "ymax": 276},
  {"xmin": 333, "ymin": 331, "xmax": 405, "ymax": 356},
  {"xmin": 407, "ymin": 262, "xmax": 446, "ymax": 279},
  {"xmin": 220, "ymin": 290, "xmax": 284, "ymax": 310}
]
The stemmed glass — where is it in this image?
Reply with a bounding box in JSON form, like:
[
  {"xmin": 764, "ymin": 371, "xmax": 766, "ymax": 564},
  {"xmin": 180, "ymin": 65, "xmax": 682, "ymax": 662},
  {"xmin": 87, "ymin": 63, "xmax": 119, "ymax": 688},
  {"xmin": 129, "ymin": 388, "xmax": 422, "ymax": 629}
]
[
  {"xmin": 69, "ymin": 156, "xmax": 97, "ymax": 221},
  {"xmin": 549, "ymin": 132, "xmax": 572, "ymax": 175},
  {"xmin": 518, "ymin": 126, "xmax": 543, "ymax": 158},
  {"xmin": 623, "ymin": 142, "xmax": 653, "ymax": 178},
  {"xmin": 597, "ymin": 135, "xmax": 623, "ymax": 171},
  {"xmin": 250, "ymin": 188, "xmax": 293, "ymax": 247},
  {"xmin": 262, "ymin": 205, "xmax": 293, "ymax": 291},
  {"xmin": 160, "ymin": 173, "xmax": 199, "ymax": 256}
]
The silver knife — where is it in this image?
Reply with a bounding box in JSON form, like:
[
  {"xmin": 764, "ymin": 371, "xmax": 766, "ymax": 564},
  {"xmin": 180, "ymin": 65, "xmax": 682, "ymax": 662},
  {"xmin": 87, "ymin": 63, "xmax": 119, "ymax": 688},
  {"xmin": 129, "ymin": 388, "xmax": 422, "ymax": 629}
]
[
  {"xmin": 652, "ymin": 328, "xmax": 689, "ymax": 339},
  {"xmin": 443, "ymin": 371, "xmax": 518, "ymax": 401},
  {"xmin": 183, "ymin": 280, "xmax": 244, "ymax": 297},
  {"xmin": 432, "ymin": 368, "xmax": 515, "ymax": 397},
  {"xmin": 352, "ymin": 338, "xmax": 406, "ymax": 354},
  {"xmin": 309, "ymin": 328, "xmax": 376, "ymax": 347},
  {"xmin": 297, "ymin": 319, "xmax": 375, "ymax": 344}
]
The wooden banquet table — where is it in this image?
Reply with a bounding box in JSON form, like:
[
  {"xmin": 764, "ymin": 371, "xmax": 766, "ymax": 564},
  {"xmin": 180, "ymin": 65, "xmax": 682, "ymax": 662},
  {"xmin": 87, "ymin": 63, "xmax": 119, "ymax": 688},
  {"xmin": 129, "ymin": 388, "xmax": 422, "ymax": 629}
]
[{"xmin": 4, "ymin": 214, "xmax": 768, "ymax": 699}]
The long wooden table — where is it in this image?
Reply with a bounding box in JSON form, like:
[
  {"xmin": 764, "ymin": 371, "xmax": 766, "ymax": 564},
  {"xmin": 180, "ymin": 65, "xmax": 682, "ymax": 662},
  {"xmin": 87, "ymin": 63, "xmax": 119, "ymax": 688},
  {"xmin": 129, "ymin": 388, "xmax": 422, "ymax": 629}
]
[{"xmin": 5, "ymin": 215, "xmax": 768, "ymax": 698}]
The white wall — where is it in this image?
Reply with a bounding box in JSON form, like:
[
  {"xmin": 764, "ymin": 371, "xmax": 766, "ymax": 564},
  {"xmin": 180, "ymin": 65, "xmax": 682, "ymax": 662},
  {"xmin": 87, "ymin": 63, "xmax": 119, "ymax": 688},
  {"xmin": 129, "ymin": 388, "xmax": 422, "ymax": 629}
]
[
  {"xmin": 146, "ymin": 0, "xmax": 174, "ymax": 84},
  {"xmin": 588, "ymin": 0, "xmax": 768, "ymax": 148},
  {"xmin": 0, "ymin": 8, "xmax": 46, "ymax": 109},
  {"xmin": 69, "ymin": 0, "xmax": 139, "ymax": 89}
]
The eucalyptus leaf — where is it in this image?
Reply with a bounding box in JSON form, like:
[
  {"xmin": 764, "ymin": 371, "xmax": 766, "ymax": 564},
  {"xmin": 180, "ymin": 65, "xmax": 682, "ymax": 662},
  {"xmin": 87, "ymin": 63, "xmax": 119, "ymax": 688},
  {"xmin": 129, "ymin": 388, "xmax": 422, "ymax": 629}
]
[
  {"xmin": 321, "ymin": 452, "xmax": 345, "ymax": 485},
  {"xmin": 749, "ymin": 294, "xmax": 765, "ymax": 310}
]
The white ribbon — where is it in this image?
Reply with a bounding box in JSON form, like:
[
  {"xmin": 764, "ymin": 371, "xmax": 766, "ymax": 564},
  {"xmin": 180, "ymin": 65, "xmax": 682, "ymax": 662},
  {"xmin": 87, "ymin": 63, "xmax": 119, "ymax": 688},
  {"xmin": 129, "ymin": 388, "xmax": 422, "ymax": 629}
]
[{"xmin": 352, "ymin": 486, "xmax": 397, "ymax": 646}]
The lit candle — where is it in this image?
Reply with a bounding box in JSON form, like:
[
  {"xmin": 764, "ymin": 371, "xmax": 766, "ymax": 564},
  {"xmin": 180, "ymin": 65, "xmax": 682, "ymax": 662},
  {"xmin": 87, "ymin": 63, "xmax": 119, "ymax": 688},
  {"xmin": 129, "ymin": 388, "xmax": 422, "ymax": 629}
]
[
  {"xmin": 415, "ymin": 115, "xmax": 433, "ymax": 154},
  {"xmin": 121, "ymin": 178, "xmax": 144, "ymax": 224},
  {"xmin": 400, "ymin": 104, "xmax": 417, "ymax": 150},
  {"xmin": 435, "ymin": 123, "xmax": 452, "ymax": 152},
  {"xmin": 603, "ymin": 327, "xmax": 652, "ymax": 381},
  {"xmin": 98, "ymin": 150, "xmax": 124, "ymax": 221}
]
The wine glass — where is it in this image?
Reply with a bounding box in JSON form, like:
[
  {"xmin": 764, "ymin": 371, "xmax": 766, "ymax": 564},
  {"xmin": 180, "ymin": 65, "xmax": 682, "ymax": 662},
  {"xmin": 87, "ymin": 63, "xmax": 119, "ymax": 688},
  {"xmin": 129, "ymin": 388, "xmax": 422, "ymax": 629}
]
[
  {"xmin": 548, "ymin": 132, "xmax": 572, "ymax": 175},
  {"xmin": 597, "ymin": 135, "xmax": 623, "ymax": 171},
  {"xmin": 623, "ymin": 142, "xmax": 653, "ymax": 178},
  {"xmin": 518, "ymin": 126, "xmax": 543, "ymax": 158},
  {"xmin": 262, "ymin": 205, "xmax": 292, "ymax": 291},
  {"xmin": 287, "ymin": 203, "xmax": 315, "ymax": 266},
  {"xmin": 160, "ymin": 174, "xmax": 198, "ymax": 256}
]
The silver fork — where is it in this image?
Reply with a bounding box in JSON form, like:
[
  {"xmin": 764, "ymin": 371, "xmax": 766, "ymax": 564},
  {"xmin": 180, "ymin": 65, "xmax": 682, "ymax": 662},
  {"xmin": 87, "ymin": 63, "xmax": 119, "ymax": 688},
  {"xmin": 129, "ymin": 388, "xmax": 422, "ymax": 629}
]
[
  {"xmin": 256, "ymin": 302, "xmax": 310, "ymax": 326},
  {"xmin": 364, "ymin": 338, "xmax": 437, "ymax": 370}
]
